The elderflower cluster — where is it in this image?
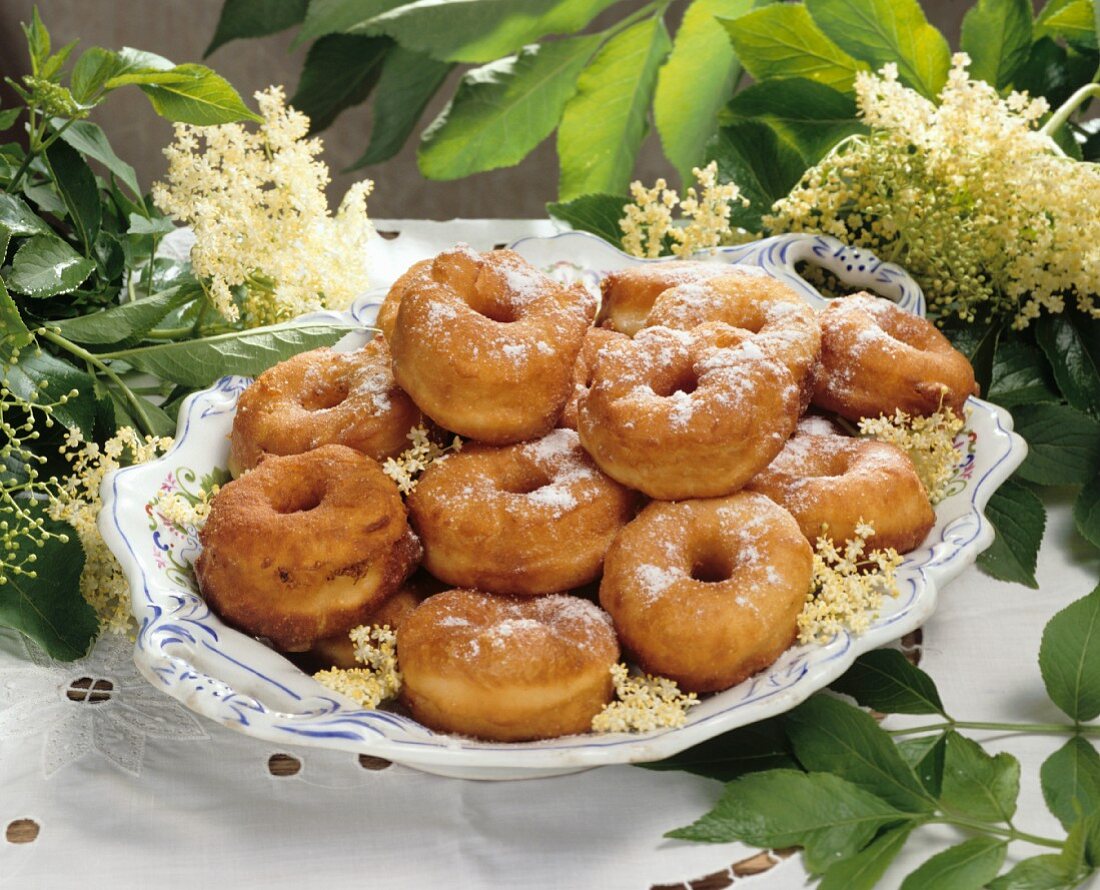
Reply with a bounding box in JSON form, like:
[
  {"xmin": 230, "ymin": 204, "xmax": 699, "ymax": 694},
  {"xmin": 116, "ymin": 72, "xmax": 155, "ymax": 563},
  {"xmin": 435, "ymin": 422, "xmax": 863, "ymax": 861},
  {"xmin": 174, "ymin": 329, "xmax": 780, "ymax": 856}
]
[
  {"xmin": 620, "ymin": 161, "xmax": 748, "ymax": 259},
  {"xmin": 859, "ymin": 407, "xmax": 965, "ymax": 504},
  {"xmin": 381, "ymin": 424, "xmax": 462, "ymax": 495},
  {"xmin": 591, "ymin": 663, "xmax": 699, "ymax": 733},
  {"xmin": 313, "ymin": 625, "xmax": 401, "ymax": 708},
  {"xmin": 768, "ymin": 55, "xmax": 1100, "ymax": 327},
  {"xmin": 155, "ymin": 484, "xmax": 220, "ymax": 532},
  {"xmin": 49, "ymin": 427, "xmax": 173, "ymax": 635},
  {"xmin": 153, "ymin": 86, "xmax": 375, "ymax": 326},
  {"xmin": 798, "ymin": 521, "xmax": 902, "ymax": 644}
]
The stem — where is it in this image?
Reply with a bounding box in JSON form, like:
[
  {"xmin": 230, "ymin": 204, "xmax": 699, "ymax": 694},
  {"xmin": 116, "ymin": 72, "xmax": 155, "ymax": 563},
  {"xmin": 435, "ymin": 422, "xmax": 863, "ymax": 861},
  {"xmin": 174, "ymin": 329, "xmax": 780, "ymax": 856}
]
[
  {"xmin": 933, "ymin": 817, "xmax": 1063, "ymax": 850},
  {"xmin": 887, "ymin": 721, "xmax": 1099, "ymax": 737},
  {"xmin": 143, "ymin": 325, "xmax": 195, "ymax": 341},
  {"xmin": 1040, "ymin": 84, "xmax": 1100, "ymax": 138}
]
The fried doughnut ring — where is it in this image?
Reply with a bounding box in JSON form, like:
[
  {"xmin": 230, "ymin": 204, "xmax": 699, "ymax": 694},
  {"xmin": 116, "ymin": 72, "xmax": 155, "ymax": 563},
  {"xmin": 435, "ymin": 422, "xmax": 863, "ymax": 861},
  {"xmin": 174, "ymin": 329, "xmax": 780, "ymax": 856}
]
[
  {"xmin": 813, "ymin": 293, "xmax": 977, "ymax": 420},
  {"xmin": 558, "ymin": 326, "xmax": 626, "ymax": 430},
  {"xmin": 407, "ymin": 429, "xmax": 637, "ymax": 595},
  {"xmin": 196, "ymin": 445, "xmax": 421, "ymax": 652},
  {"xmin": 577, "ymin": 322, "xmax": 800, "ymax": 499},
  {"xmin": 597, "ymin": 261, "xmax": 743, "ymax": 335},
  {"xmin": 390, "ymin": 246, "xmax": 595, "ymax": 444},
  {"xmin": 229, "ymin": 339, "xmax": 420, "ymax": 477},
  {"xmin": 376, "ymin": 259, "xmax": 431, "ymax": 341},
  {"xmin": 599, "ymin": 493, "xmax": 812, "ymax": 693},
  {"xmin": 747, "ymin": 432, "xmax": 935, "ymax": 552},
  {"xmin": 398, "ymin": 589, "xmax": 619, "ymax": 741}
]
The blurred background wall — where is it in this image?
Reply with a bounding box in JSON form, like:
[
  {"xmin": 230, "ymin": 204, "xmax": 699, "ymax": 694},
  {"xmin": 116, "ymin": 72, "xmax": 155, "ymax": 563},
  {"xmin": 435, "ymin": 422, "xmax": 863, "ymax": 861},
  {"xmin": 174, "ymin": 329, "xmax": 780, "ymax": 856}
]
[{"xmin": 0, "ymin": 1, "xmax": 968, "ymax": 219}]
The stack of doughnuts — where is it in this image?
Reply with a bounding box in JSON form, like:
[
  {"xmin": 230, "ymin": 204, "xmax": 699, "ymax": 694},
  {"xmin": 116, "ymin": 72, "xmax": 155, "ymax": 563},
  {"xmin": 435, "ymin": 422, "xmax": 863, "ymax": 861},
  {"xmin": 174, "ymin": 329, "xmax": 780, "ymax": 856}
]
[{"xmin": 196, "ymin": 245, "xmax": 976, "ymax": 742}]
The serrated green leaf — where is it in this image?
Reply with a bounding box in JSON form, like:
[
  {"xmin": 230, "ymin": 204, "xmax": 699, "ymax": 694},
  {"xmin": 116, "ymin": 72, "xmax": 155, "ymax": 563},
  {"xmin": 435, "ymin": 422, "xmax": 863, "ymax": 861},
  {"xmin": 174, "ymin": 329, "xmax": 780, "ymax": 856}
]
[
  {"xmin": 0, "ymin": 107, "xmax": 21, "ymax": 130},
  {"xmin": 350, "ymin": 47, "xmax": 452, "ymax": 168},
  {"xmin": 290, "ymin": 34, "xmax": 389, "ymax": 133},
  {"xmin": 557, "ymin": 19, "xmax": 671, "ymax": 200},
  {"xmin": 976, "ymin": 479, "xmax": 1046, "ymax": 588},
  {"xmin": 419, "ymin": 35, "xmax": 599, "ymax": 181},
  {"xmin": 108, "ymin": 387, "xmax": 176, "ymax": 438},
  {"xmin": 1041, "ymin": 737, "xmax": 1100, "ymax": 830},
  {"xmin": 137, "ymin": 64, "xmax": 261, "ymax": 125},
  {"xmin": 546, "ymin": 193, "xmax": 628, "ymax": 246},
  {"xmin": 723, "ymin": 77, "xmax": 864, "ymax": 163},
  {"xmin": 1014, "ymin": 404, "xmax": 1100, "ymax": 486},
  {"xmin": 0, "ymin": 193, "xmax": 53, "ymax": 238},
  {"xmin": 0, "ymin": 278, "xmax": 32, "ymax": 350},
  {"xmin": 56, "ymin": 119, "xmax": 142, "ymax": 199},
  {"xmin": 655, "ymin": 0, "xmax": 753, "ymax": 183},
  {"xmin": 721, "ymin": 4, "xmax": 866, "ymax": 91},
  {"xmin": 7, "ymin": 235, "xmax": 95, "ymax": 299},
  {"xmin": 52, "ymin": 285, "xmax": 196, "ymax": 345},
  {"xmin": 100, "ymin": 321, "xmax": 359, "ymax": 387},
  {"xmin": 830, "ymin": 649, "xmax": 946, "ymax": 716},
  {"xmin": 666, "ymin": 769, "xmax": 912, "ymax": 875},
  {"xmin": 205, "ymin": 0, "xmax": 309, "ymax": 56},
  {"xmin": 1016, "ymin": 37, "xmax": 1097, "ymax": 108},
  {"xmin": 70, "ymin": 47, "xmax": 123, "ymax": 104},
  {"xmin": 44, "ymin": 139, "xmax": 101, "ymax": 252},
  {"xmin": 988, "ymin": 853, "xmax": 1086, "ymax": 889},
  {"xmin": 820, "ymin": 823, "xmax": 915, "ymax": 890},
  {"xmin": 1039, "ymin": 583, "xmax": 1100, "ymax": 721},
  {"xmin": 0, "ymin": 345, "xmax": 96, "ymax": 437},
  {"xmin": 941, "ymin": 316, "xmax": 1001, "ymax": 396},
  {"xmin": 900, "ymin": 837, "xmax": 1007, "ymax": 890},
  {"xmin": 961, "ymin": 0, "xmax": 1033, "ymax": 89},
  {"xmin": 114, "ymin": 47, "xmax": 176, "ymax": 74},
  {"xmin": 1036, "ymin": 311, "xmax": 1100, "ymax": 418},
  {"xmin": 127, "ymin": 213, "xmax": 176, "ymax": 237},
  {"xmin": 897, "ymin": 733, "xmax": 946, "ymax": 797},
  {"xmin": 786, "ymin": 695, "xmax": 933, "ymax": 813},
  {"xmin": 1035, "ymin": 0, "xmax": 1097, "ymax": 49},
  {"xmin": 24, "ymin": 7, "xmax": 51, "ymax": 74},
  {"xmin": 940, "ymin": 730, "xmax": 1020, "ymax": 824},
  {"xmin": 806, "ymin": 0, "xmax": 951, "ymax": 98},
  {"xmin": 1075, "ymin": 473, "xmax": 1100, "ymax": 549},
  {"xmin": 296, "ymin": 0, "xmax": 409, "ymax": 44},
  {"xmin": 0, "ymin": 503, "xmax": 98, "ymax": 661},
  {"xmin": 705, "ymin": 121, "xmax": 807, "ymax": 231},
  {"xmin": 987, "ymin": 338, "xmax": 1060, "ymax": 407},
  {"xmin": 640, "ymin": 716, "xmax": 797, "ymax": 781},
  {"xmin": 40, "ymin": 40, "xmax": 77, "ymax": 83}
]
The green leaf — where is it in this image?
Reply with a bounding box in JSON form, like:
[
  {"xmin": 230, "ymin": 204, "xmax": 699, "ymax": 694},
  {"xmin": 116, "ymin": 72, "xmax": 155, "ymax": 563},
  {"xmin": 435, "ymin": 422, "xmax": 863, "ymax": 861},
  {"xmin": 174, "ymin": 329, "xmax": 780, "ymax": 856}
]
[
  {"xmin": 1035, "ymin": 0, "xmax": 1097, "ymax": 49},
  {"xmin": 666, "ymin": 769, "xmax": 912, "ymax": 875},
  {"xmin": 546, "ymin": 193, "xmax": 628, "ymax": 246},
  {"xmin": 420, "ymin": 35, "xmax": 600, "ymax": 181},
  {"xmin": 351, "ymin": 47, "xmax": 452, "ymax": 167},
  {"xmin": 1, "ymin": 345, "xmax": 96, "ymax": 437},
  {"xmin": 100, "ymin": 321, "xmax": 360, "ymax": 387},
  {"xmin": 640, "ymin": 716, "xmax": 797, "ymax": 781},
  {"xmin": 70, "ymin": 47, "xmax": 123, "ymax": 104},
  {"xmin": 1041, "ymin": 737, "xmax": 1100, "ymax": 830},
  {"xmin": 52, "ymin": 286, "xmax": 196, "ymax": 345},
  {"xmin": 557, "ymin": 19, "xmax": 671, "ymax": 200},
  {"xmin": 785, "ymin": 695, "xmax": 933, "ymax": 813},
  {"xmin": 56, "ymin": 119, "xmax": 142, "ymax": 199},
  {"xmin": 706, "ymin": 121, "xmax": 807, "ymax": 231},
  {"xmin": 899, "ymin": 837, "xmax": 1007, "ymax": 890},
  {"xmin": 205, "ymin": 0, "xmax": 309, "ymax": 55},
  {"xmin": 1015, "ymin": 37, "xmax": 1097, "ymax": 108},
  {"xmin": 0, "ymin": 107, "xmax": 21, "ymax": 130},
  {"xmin": 296, "ymin": 0, "xmax": 409, "ymax": 44},
  {"xmin": 44, "ymin": 139, "xmax": 102, "ymax": 252},
  {"xmin": 940, "ymin": 730, "xmax": 1020, "ymax": 824},
  {"xmin": 820, "ymin": 823, "xmax": 915, "ymax": 890},
  {"xmin": 108, "ymin": 388, "xmax": 177, "ymax": 438},
  {"xmin": 23, "ymin": 7, "xmax": 51, "ymax": 74},
  {"xmin": 1013, "ymin": 404, "xmax": 1100, "ymax": 486},
  {"xmin": 806, "ymin": 0, "xmax": 951, "ymax": 98},
  {"xmin": 0, "ymin": 503, "xmax": 98, "ymax": 661},
  {"xmin": 829, "ymin": 649, "xmax": 945, "ymax": 716},
  {"xmin": 7, "ymin": 235, "xmax": 95, "ymax": 299},
  {"xmin": 1075, "ymin": 473, "xmax": 1100, "ymax": 549},
  {"xmin": 941, "ymin": 316, "xmax": 1001, "ymax": 396},
  {"xmin": 1036, "ymin": 311, "xmax": 1100, "ymax": 418},
  {"xmin": 291, "ymin": 34, "xmax": 389, "ymax": 133},
  {"xmin": 987, "ymin": 339, "xmax": 1060, "ymax": 407},
  {"xmin": 655, "ymin": 0, "xmax": 753, "ymax": 183},
  {"xmin": 40, "ymin": 40, "xmax": 78, "ymax": 83},
  {"xmin": 988, "ymin": 853, "xmax": 1087, "ymax": 889},
  {"xmin": 353, "ymin": 0, "xmax": 622, "ymax": 64},
  {"xmin": 976, "ymin": 480, "xmax": 1046, "ymax": 588},
  {"xmin": 721, "ymin": 3, "xmax": 866, "ymax": 91},
  {"xmin": 723, "ymin": 77, "xmax": 864, "ymax": 163},
  {"xmin": 0, "ymin": 193, "xmax": 53, "ymax": 237},
  {"xmin": 103, "ymin": 46, "xmax": 176, "ymax": 81},
  {"xmin": 897, "ymin": 733, "xmax": 946, "ymax": 797},
  {"xmin": 126, "ymin": 213, "xmax": 176, "ymax": 237},
  {"xmin": 1039, "ymin": 583, "xmax": 1100, "ymax": 721},
  {"xmin": 137, "ymin": 64, "xmax": 262, "ymax": 125},
  {"xmin": 0, "ymin": 278, "xmax": 32, "ymax": 350},
  {"xmin": 961, "ymin": 0, "xmax": 1033, "ymax": 89}
]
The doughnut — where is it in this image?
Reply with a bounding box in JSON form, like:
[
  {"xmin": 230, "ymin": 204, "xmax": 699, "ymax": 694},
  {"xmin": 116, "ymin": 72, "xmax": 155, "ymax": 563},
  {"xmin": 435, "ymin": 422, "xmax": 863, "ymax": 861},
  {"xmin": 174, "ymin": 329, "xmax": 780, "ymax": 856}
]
[
  {"xmin": 390, "ymin": 246, "xmax": 596, "ymax": 443},
  {"xmin": 645, "ymin": 272, "xmax": 821, "ymax": 408},
  {"xmin": 196, "ymin": 445, "xmax": 421, "ymax": 652},
  {"xmin": 599, "ymin": 492, "xmax": 812, "ymax": 693},
  {"xmin": 747, "ymin": 431, "xmax": 935, "ymax": 552},
  {"xmin": 558, "ymin": 326, "xmax": 626, "ymax": 430},
  {"xmin": 577, "ymin": 322, "xmax": 800, "ymax": 499},
  {"xmin": 397, "ymin": 589, "xmax": 619, "ymax": 741},
  {"xmin": 407, "ymin": 429, "xmax": 637, "ymax": 595},
  {"xmin": 813, "ymin": 293, "xmax": 977, "ymax": 420},
  {"xmin": 229, "ymin": 338, "xmax": 421, "ymax": 477},
  {"xmin": 376, "ymin": 259, "xmax": 431, "ymax": 341},
  {"xmin": 597, "ymin": 261, "xmax": 745, "ymax": 335}
]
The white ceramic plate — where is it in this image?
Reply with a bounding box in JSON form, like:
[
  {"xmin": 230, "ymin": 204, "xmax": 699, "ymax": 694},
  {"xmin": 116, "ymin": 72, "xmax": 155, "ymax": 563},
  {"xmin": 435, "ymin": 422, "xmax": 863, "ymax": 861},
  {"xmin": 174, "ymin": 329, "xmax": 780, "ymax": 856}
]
[{"xmin": 99, "ymin": 232, "xmax": 1026, "ymax": 780}]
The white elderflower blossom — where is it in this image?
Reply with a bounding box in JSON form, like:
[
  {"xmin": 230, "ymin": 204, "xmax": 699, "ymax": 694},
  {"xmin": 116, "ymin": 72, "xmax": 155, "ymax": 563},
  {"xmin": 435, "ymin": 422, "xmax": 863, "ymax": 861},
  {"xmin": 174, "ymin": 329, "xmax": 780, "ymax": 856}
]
[
  {"xmin": 313, "ymin": 625, "xmax": 401, "ymax": 708},
  {"xmin": 591, "ymin": 663, "xmax": 699, "ymax": 733},
  {"xmin": 153, "ymin": 86, "xmax": 375, "ymax": 326},
  {"xmin": 859, "ymin": 406, "xmax": 966, "ymax": 505}
]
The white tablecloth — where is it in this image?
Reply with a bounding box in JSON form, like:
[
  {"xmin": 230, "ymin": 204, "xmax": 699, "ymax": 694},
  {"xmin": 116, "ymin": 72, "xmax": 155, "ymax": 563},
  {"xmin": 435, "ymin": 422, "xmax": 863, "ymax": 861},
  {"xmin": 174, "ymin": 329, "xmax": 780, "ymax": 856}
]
[{"xmin": 2, "ymin": 221, "xmax": 1097, "ymax": 889}]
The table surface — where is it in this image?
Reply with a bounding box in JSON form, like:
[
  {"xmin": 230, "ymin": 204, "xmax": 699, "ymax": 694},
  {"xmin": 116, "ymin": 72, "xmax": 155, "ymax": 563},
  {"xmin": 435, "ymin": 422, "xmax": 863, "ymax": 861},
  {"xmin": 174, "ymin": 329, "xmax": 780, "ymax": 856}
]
[{"xmin": 2, "ymin": 220, "xmax": 1097, "ymax": 890}]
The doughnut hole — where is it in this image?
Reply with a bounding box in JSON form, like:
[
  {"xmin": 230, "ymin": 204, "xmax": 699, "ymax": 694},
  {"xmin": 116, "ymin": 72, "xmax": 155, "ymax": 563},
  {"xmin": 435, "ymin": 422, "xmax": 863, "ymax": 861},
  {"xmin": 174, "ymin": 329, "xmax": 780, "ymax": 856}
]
[
  {"xmin": 270, "ymin": 477, "xmax": 325, "ymax": 515},
  {"xmin": 299, "ymin": 377, "xmax": 349, "ymax": 411}
]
